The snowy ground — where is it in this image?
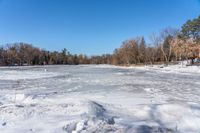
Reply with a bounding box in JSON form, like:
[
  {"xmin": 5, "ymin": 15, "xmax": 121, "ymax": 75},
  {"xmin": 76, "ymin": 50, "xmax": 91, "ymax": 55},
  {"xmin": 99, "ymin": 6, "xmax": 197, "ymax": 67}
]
[{"xmin": 0, "ymin": 65, "xmax": 200, "ymax": 133}]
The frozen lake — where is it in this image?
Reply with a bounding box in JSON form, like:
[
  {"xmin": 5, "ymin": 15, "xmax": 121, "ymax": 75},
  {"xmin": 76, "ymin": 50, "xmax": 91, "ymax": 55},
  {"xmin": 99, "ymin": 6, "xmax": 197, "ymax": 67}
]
[{"xmin": 0, "ymin": 65, "xmax": 200, "ymax": 133}]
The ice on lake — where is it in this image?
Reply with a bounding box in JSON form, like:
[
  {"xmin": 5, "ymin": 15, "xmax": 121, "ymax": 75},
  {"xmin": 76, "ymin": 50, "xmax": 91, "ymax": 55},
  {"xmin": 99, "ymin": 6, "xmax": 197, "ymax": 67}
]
[{"xmin": 0, "ymin": 65, "xmax": 200, "ymax": 133}]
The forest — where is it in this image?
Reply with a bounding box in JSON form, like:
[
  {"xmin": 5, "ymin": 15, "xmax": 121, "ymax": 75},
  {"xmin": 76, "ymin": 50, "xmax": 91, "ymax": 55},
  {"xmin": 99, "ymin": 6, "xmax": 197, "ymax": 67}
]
[{"xmin": 0, "ymin": 15, "xmax": 200, "ymax": 66}]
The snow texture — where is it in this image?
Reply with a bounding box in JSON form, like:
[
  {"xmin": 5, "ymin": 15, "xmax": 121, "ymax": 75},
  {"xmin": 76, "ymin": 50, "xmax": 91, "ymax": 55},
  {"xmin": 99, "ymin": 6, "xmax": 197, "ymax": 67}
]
[{"xmin": 0, "ymin": 65, "xmax": 200, "ymax": 133}]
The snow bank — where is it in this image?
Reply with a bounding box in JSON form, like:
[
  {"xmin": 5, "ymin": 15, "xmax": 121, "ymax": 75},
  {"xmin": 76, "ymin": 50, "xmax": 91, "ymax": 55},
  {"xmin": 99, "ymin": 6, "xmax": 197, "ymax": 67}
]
[{"xmin": 146, "ymin": 65, "xmax": 200, "ymax": 74}]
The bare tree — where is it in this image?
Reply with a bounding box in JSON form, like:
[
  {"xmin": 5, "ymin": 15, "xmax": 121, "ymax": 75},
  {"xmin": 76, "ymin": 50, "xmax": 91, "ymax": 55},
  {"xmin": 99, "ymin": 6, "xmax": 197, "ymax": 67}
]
[{"xmin": 159, "ymin": 28, "xmax": 178, "ymax": 64}]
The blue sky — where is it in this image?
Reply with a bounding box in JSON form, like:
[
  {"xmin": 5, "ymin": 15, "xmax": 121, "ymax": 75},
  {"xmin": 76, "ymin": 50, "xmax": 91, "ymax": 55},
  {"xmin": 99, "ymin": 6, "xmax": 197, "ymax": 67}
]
[{"xmin": 0, "ymin": 0, "xmax": 200, "ymax": 55}]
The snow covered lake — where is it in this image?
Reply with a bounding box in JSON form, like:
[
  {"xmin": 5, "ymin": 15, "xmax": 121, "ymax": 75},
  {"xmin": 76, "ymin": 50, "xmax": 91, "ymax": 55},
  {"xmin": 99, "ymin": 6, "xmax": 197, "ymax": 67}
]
[{"xmin": 0, "ymin": 65, "xmax": 200, "ymax": 133}]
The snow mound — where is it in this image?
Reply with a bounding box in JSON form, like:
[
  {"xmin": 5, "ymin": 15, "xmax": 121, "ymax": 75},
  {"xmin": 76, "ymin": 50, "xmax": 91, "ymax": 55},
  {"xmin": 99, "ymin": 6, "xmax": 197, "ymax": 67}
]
[
  {"xmin": 63, "ymin": 101, "xmax": 116, "ymax": 133},
  {"xmin": 87, "ymin": 101, "xmax": 115, "ymax": 124}
]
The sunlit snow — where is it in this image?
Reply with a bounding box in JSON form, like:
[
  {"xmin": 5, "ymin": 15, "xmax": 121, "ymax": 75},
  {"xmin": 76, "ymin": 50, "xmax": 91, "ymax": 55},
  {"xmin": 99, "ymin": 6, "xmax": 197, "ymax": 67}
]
[{"xmin": 0, "ymin": 65, "xmax": 200, "ymax": 133}]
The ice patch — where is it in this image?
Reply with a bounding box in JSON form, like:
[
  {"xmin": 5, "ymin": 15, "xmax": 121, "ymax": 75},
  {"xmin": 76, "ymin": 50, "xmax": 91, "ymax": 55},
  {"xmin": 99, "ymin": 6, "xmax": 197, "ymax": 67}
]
[{"xmin": 87, "ymin": 101, "xmax": 115, "ymax": 125}]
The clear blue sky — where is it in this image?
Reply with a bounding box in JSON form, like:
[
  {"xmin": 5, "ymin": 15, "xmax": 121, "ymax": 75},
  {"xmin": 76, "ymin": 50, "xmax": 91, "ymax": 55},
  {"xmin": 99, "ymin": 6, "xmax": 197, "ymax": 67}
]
[{"xmin": 0, "ymin": 0, "xmax": 200, "ymax": 55}]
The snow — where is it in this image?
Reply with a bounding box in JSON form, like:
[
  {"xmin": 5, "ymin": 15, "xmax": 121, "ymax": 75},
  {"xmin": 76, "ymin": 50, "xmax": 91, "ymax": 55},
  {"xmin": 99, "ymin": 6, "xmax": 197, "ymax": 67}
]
[
  {"xmin": 0, "ymin": 65, "xmax": 200, "ymax": 133},
  {"xmin": 143, "ymin": 65, "xmax": 200, "ymax": 74},
  {"xmin": 0, "ymin": 67, "xmax": 59, "ymax": 80}
]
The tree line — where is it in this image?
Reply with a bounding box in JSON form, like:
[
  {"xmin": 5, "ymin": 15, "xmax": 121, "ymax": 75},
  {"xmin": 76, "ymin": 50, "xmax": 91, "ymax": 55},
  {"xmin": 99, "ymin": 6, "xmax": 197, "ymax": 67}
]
[
  {"xmin": 112, "ymin": 15, "xmax": 200, "ymax": 65},
  {"xmin": 0, "ymin": 15, "xmax": 200, "ymax": 66},
  {"xmin": 0, "ymin": 43, "xmax": 113, "ymax": 66}
]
